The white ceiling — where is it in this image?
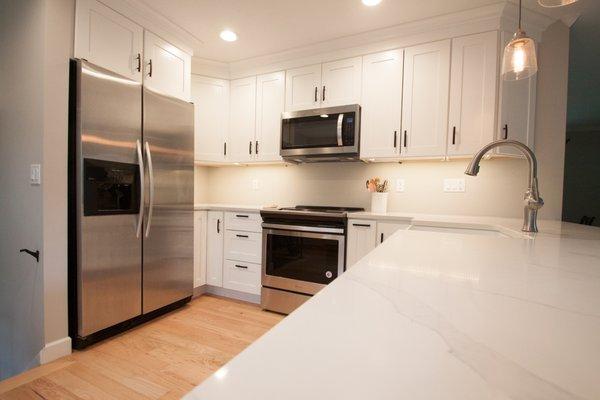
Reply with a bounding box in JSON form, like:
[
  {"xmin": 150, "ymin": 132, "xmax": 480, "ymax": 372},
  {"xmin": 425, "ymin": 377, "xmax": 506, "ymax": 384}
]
[{"xmin": 138, "ymin": 0, "xmax": 582, "ymax": 63}]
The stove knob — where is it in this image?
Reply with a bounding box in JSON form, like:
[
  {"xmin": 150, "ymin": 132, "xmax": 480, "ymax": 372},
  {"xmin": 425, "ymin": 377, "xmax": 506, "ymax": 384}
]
[{"xmin": 325, "ymin": 271, "xmax": 333, "ymax": 279}]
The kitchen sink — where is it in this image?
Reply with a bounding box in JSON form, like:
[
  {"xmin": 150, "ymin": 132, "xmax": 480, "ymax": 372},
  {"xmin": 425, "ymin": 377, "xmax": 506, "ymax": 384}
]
[{"xmin": 408, "ymin": 225, "xmax": 511, "ymax": 238}]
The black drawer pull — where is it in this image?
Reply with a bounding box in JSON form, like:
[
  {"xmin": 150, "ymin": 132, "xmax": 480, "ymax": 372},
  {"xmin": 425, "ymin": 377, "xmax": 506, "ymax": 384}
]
[
  {"xmin": 236, "ymin": 214, "xmax": 249, "ymax": 218},
  {"xmin": 352, "ymin": 223, "xmax": 372, "ymax": 227},
  {"xmin": 380, "ymin": 233, "xmax": 384, "ymax": 243},
  {"xmin": 236, "ymin": 234, "xmax": 249, "ymax": 238},
  {"xmin": 235, "ymin": 264, "xmax": 248, "ymax": 269}
]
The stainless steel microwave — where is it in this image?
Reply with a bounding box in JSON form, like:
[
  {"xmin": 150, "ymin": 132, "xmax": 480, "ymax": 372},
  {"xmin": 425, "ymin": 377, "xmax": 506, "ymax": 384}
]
[{"xmin": 280, "ymin": 104, "xmax": 361, "ymax": 162}]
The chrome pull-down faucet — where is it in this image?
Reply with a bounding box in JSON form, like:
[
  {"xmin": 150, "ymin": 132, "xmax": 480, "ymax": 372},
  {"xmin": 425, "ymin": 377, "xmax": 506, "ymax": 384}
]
[{"xmin": 464, "ymin": 139, "xmax": 544, "ymax": 233}]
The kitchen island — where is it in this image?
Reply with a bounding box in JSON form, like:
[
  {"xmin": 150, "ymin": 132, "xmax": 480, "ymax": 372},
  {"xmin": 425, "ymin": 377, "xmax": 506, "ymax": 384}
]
[{"xmin": 184, "ymin": 217, "xmax": 600, "ymax": 400}]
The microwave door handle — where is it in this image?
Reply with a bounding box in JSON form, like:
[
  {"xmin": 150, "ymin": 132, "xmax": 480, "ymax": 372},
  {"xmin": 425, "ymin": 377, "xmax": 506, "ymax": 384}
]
[
  {"xmin": 336, "ymin": 113, "xmax": 344, "ymax": 146},
  {"xmin": 135, "ymin": 140, "xmax": 145, "ymax": 238},
  {"xmin": 144, "ymin": 141, "xmax": 155, "ymax": 238}
]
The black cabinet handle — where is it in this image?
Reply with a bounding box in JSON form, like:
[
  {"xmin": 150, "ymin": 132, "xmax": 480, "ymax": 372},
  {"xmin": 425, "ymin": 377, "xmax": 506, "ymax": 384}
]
[
  {"xmin": 314, "ymin": 86, "xmax": 318, "ymax": 102},
  {"xmin": 20, "ymin": 249, "xmax": 39, "ymax": 263},
  {"xmin": 217, "ymin": 219, "xmax": 220, "ymax": 234},
  {"xmin": 352, "ymin": 223, "xmax": 372, "ymax": 228},
  {"xmin": 322, "ymin": 85, "xmax": 326, "ymax": 102},
  {"xmin": 236, "ymin": 214, "xmax": 249, "ymax": 218},
  {"xmin": 403, "ymin": 131, "xmax": 407, "ymax": 147},
  {"xmin": 236, "ymin": 234, "xmax": 249, "ymax": 238},
  {"xmin": 136, "ymin": 53, "xmax": 141, "ymax": 72},
  {"xmin": 223, "ymin": 142, "xmax": 227, "ymax": 156},
  {"xmin": 235, "ymin": 264, "xmax": 248, "ymax": 269},
  {"xmin": 255, "ymin": 140, "xmax": 259, "ymax": 155},
  {"xmin": 249, "ymin": 141, "xmax": 252, "ymax": 155},
  {"xmin": 147, "ymin": 59, "xmax": 153, "ymax": 77},
  {"xmin": 380, "ymin": 233, "xmax": 384, "ymax": 243},
  {"xmin": 503, "ymin": 124, "xmax": 508, "ymax": 139},
  {"xmin": 452, "ymin": 126, "xmax": 456, "ymax": 145},
  {"xmin": 393, "ymin": 131, "xmax": 397, "ymax": 148}
]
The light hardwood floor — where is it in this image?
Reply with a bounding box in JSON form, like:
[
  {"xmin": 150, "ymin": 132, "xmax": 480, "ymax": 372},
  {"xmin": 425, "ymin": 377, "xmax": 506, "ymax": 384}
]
[{"xmin": 0, "ymin": 295, "xmax": 284, "ymax": 399}]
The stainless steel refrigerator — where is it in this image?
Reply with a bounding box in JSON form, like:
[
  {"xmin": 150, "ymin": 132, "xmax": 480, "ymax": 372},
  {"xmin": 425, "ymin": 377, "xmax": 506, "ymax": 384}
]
[{"xmin": 68, "ymin": 59, "xmax": 194, "ymax": 348}]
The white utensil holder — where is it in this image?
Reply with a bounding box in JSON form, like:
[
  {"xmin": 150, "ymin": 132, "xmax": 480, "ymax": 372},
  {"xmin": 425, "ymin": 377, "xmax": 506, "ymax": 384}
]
[{"xmin": 371, "ymin": 192, "xmax": 388, "ymax": 214}]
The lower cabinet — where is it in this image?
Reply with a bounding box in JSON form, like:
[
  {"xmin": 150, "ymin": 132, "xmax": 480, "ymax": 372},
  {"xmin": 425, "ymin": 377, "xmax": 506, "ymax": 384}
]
[
  {"xmin": 223, "ymin": 260, "xmax": 261, "ymax": 295},
  {"xmin": 206, "ymin": 211, "xmax": 224, "ymax": 286},
  {"xmin": 347, "ymin": 219, "xmax": 410, "ymax": 267},
  {"xmin": 193, "ymin": 211, "xmax": 208, "ymax": 288}
]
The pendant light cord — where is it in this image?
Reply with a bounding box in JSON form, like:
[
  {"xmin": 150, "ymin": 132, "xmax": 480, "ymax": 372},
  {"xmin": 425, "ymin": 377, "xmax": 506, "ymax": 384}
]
[{"xmin": 518, "ymin": 0, "xmax": 522, "ymax": 30}]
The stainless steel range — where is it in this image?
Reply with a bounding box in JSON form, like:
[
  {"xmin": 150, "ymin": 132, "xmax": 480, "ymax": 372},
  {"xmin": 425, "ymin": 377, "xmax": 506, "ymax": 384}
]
[{"xmin": 260, "ymin": 205, "xmax": 364, "ymax": 314}]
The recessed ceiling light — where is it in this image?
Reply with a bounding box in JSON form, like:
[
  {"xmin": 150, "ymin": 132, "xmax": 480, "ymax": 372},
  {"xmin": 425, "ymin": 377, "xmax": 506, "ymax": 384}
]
[
  {"xmin": 362, "ymin": 0, "xmax": 381, "ymax": 6},
  {"xmin": 220, "ymin": 30, "xmax": 238, "ymax": 42}
]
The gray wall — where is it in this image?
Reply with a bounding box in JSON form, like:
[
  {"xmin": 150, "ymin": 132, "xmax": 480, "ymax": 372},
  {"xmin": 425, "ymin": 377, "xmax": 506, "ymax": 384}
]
[{"xmin": 0, "ymin": 0, "xmax": 46, "ymax": 379}]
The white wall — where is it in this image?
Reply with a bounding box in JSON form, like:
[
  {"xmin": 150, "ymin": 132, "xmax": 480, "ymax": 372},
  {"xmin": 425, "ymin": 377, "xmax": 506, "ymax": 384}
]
[{"xmin": 0, "ymin": 0, "xmax": 46, "ymax": 380}]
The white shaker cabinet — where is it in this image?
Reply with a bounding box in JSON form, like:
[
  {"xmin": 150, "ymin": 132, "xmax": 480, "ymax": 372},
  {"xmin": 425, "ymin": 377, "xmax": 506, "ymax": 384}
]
[
  {"xmin": 143, "ymin": 31, "xmax": 191, "ymax": 101},
  {"xmin": 360, "ymin": 50, "xmax": 404, "ymax": 160},
  {"xmin": 346, "ymin": 220, "xmax": 377, "ymax": 268},
  {"xmin": 229, "ymin": 77, "xmax": 257, "ymax": 163},
  {"xmin": 255, "ymin": 71, "xmax": 285, "ymax": 162},
  {"xmin": 447, "ymin": 32, "xmax": 498, "ymax": 157},
  {"xmin": 496, "ymin": 31, "xmax": 537, "ymax": 156},
  {"xmin": 401, "ymin": 40, "xmax": 451, "ymax": 158},
  {"xmin": 74, "ymin": 0, "xmax": 143, "ymax": 81},
  {"xmin": 206, "ymin": 211, "xmax": 224, "ymax": 287},
  {"xmin": 285, "ymin": 64, "xmax": 322, "ymax": 111},
  {"xmin": 193, "ymin": 211, "xmax": 208, "ymax": 288},
  {"xmin": 191, "ymin": 76, "xmax": 229, "ymax": 163},
  {"xmin": 321, "ymin": 57, "xmax": 362, "ymax": 108}
]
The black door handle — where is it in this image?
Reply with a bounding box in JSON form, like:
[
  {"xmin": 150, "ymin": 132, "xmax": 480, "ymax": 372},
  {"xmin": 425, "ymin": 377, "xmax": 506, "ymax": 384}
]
[
  {"xmin": 403, "ymin": 131, "xmax": 407, "ymax": 147},
  {"xmin": 255, "ymin": 140, "xmax": 259, "ymax": 155},
  {"xmin": 217, "ymin": 219, "xmax": 221, "ymax": 234},
  {"xmin": 314, "ymin": 86, "xmax": 318, "ymax": 102},
  {"xmin": 20, "ymin": 249, "xmax": 39, "ymax": 263},
  {"xmin": 393, "ymin": 131, "xmax": 397, "ymax": 148},
  {"xmin": 503, "ymin": 124, "xmax": 508, "ymax": 139},
  {"xmin": 380, "ymin": 233, "xmax": 384, "ymax": 243},
  {"xmin": 452, "ymin": 126, "xmax": 456, "ymax": 145}
]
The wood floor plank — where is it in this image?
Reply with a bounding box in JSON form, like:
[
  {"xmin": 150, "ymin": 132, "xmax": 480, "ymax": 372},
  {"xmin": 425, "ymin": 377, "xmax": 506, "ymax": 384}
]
[{"xmin": 0, "ymin": 296, "xmax": 283, "ymax": 400}]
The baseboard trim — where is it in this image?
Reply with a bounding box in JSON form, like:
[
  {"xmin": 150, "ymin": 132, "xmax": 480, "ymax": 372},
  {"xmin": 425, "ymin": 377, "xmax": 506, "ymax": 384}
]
[
  {"xmin": 204, "ymin": 285, "xmax": 261, "ymax": 304},
  {"xmin": 38, "ymin": 337, "xmax": 72, "ymax": 364}
]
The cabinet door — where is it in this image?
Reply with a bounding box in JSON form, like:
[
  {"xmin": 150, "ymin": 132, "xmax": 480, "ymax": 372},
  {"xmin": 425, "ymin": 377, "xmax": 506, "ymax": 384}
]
[
  {"xmin": 255, "ymin": 72, "xmax": 285, "ymax": 162},
  {"xmin": 346, "ymin": 220, "xmax": 377, "ymax": 268},
  {"xmin": 206, "ymin": 211, "xmax": 224, "ymax": 287},
  {"xmin": 191, "ymin": 76, "xmax": 229, "ymax": 162},
  {"xmin": 376, "ymin": 222, "xmax": 410, "ymax": 244},
  {"xmin": 223, "ymin": 260, "xmax": 261, "ymax": 295},
  {"xmin": 285, "ymin": 64, "xmax": 321, "ymax": 111},
  {"xmin": 321, "ymin": 57, "xmax": 362, "ymax": 107},
  {"xmin": 401, "ymin": 40, "xmax": 451, "ymax": 158},
  {"xmin": 447, "ymin": 32, "xmax": 498, "ymax": 157},
  {"xmin": 360, "ymin": 50, "xmax": 404, "ymax": 160},
  {"xmin": 74, "ymin": 0, "xmax": 143, "ymax": 81},
  {"xmin": 193, "ymin": 211, "xmax": 208, "ymax": 288},
  {"xmin": 144, "ymin": 31, "xmax": 191, "ymax": 101},
  {"xmin": 497, "ymin": 31, "xmax": 537, "ymax": 156},
  {"xmin": 224, "ymin": 231, "xmax": 262, "ymax": 264},
  {"xmin": 229, "ymin": 77, "xmax": 257, "ymax": 163}
]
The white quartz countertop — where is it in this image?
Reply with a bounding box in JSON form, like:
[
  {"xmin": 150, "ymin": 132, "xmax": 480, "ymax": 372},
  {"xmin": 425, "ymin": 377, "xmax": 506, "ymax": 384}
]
[
  {"xmin": 184, "ymin": 214, "xmax": 600, "ymax": 400},
  {"xmin": 193, "ymin": 203, "xmax": 266, "ymax": 212}
]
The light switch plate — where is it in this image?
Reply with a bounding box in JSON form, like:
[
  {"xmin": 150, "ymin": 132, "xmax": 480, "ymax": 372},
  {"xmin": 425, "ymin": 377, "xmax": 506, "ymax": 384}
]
[
  {"xmin": 252, "ymin": 179, "xmax": 260, "ymax": 190},
  {"xmin": 30, "ymin": 164, "xmax": 41, "ymax": 185},
  {"xmin": 443, "ymin": 178, "xmax": 465, "ymax": 192},
  {"xmin": 395, "ymin": 179, "xmax": 405, "ymax": 192}
]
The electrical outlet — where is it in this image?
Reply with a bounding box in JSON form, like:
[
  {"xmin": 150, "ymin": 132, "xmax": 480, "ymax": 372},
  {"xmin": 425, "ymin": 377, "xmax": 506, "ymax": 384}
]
[
  {"xmin": 30, "ymin": 164, "xmax": 41, "ymax": 185},
  {"xmin": 443, "ymin": 178, "xmax": 465, "ymax": 193},
  {"xmin": 252, "ymin": 179, "xmax": 260, "ymax": 190},
  {"xmin": 395, "ymin": 179, "xmax": 405, "ymax": 192}
]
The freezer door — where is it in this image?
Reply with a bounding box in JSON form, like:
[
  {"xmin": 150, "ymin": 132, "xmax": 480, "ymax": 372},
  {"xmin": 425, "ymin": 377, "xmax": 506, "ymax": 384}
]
[
  {"xmin": 76, "ymin": 60, "xmax": 143, "ymax": 336},
  {"xmin": 142, "ymin": 88, "xmax": 194, "ymax": 313}
]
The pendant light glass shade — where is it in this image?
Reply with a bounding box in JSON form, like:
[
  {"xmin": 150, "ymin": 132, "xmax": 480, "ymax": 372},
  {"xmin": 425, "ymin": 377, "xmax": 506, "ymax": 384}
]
[
  {"xmin": 502, "ymin": 29, "xmax": 538, "ymax": 81},
  {"xmin": 538, "ymin": 0, "xmax": 578, "ymax": 7}
]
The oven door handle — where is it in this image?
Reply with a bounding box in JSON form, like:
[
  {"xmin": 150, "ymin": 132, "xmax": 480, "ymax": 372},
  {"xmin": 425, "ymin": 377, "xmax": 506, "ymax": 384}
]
[
  {"xmin": 336, "ymin": 113, "xmax": 344, "ymax": 146},
  {"xmin": 261, "ymin": 223, "xmax": 344, "ymax": 235}
]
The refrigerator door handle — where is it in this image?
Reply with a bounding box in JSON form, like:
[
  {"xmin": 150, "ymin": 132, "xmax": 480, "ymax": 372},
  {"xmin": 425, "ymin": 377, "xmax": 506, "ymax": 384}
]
[
  {"xmin": 144, "ymin": 141, "xmax": 155, "ymax": 238},
  {"xmin": 135, "ymin": 140, "xmax": 145, "ymax": 238}
]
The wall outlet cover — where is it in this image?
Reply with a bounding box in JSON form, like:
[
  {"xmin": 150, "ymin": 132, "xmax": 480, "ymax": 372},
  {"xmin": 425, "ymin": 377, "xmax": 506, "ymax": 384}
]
[
  {"xmin": 30, "ymin": 164, "xmax": 41, "ymax": 185},
  {"xmin": 443, "ymin": 178, "xmax": 465, "ymax": 192},
  {"xmin": 252, "ymin": 179, "xmax": 260, "ymax": 190},
  {"xmin": 395, "ymin": 179, "xmax": 405, "ymax": 192}
]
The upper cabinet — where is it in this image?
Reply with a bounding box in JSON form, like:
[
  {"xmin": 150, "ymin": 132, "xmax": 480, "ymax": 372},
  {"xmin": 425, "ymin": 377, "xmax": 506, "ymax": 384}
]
[
  {"xmin": 401, "ymin": 40, "xmax": 451, "ymax": 158},
  {"xmin": 360, "ymin": 50, "xmax": 404, "ymax": 160},
  {"xmin": 447, "ymin": 32, "xmax": 498, "ymax": 157},
  {"xmin": 321, "ymin": 57, "xmax": 362, "ymax": 108},
  {"xmin": 229, "ymin": 77, "xmax": 257, "ymax": 163},
  {"xmin": 284, "ymin": 57, "xmax": 362, "ymax": 111},
  {"xmin": 191, "ymin": 76, "xmax": 229, "ymax": 163},
  {"xmin": 143, "ymin": 31, "xmax": 191, "ymax": 101},
  {"xmin": 74, "ymin": 0, "xmax": 143, "ymax": 81},
  {"xmin": 255, "ymin": 72, "xmax": 285, "ymax": 162},
  {"xmin": 285, "ymin": 64, "xmax": 321, "ymax": 111}
]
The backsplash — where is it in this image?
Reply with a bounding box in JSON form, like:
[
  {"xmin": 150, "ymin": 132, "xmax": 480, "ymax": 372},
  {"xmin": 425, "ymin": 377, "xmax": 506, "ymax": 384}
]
[{"xmin": 195, "ymin": 158, "xmax": 561, "ymax": 219}]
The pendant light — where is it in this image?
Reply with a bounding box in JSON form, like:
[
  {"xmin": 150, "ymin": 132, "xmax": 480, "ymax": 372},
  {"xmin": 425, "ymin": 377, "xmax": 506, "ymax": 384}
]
[
  {"xmin": 538, "ymin": 0, "xmax": 578, "ymax": 7},
  {"xmin": 501, "ymin": 0, "xmax": 538, "ymax": 81}
]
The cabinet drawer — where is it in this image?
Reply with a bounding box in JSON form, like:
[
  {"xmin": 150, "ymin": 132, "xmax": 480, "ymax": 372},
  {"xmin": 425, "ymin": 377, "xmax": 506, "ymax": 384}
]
[
  {"xmin": 223, "ymin": 260, "xmax": 261, "ymax": 295},
  {"xmin": 224, "ymin": 230, "xmax": 262, "ymax": 264},
  {"xmin": 225, "ymin": 211, "xmax": 262, "ymax": 232}
]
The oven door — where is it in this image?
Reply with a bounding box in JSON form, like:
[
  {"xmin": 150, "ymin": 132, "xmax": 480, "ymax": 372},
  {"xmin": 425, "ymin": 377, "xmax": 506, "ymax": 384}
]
[
  {"xmin": 280, "ymin": 104, "xmax": 360, "ymax": 157},
  {"xmin": 262, "ymin": 227, "xmax": 345, "ymax": 295}
]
